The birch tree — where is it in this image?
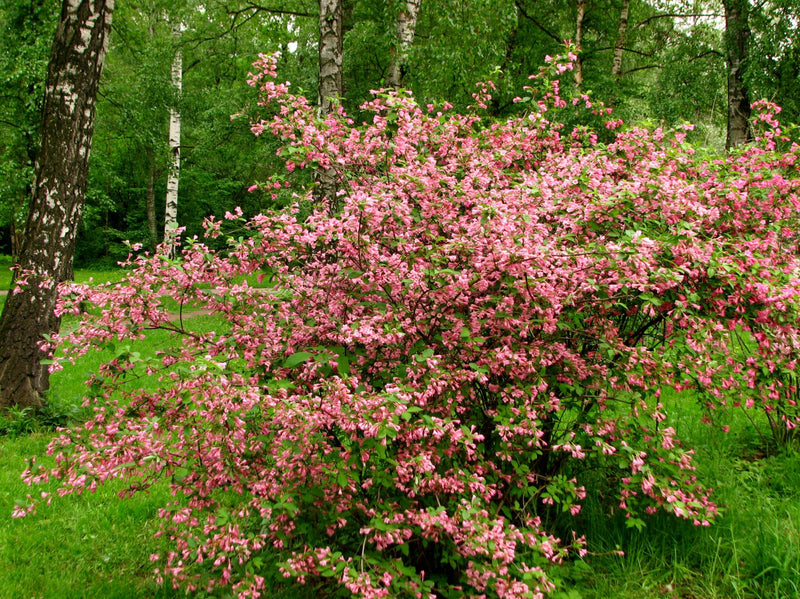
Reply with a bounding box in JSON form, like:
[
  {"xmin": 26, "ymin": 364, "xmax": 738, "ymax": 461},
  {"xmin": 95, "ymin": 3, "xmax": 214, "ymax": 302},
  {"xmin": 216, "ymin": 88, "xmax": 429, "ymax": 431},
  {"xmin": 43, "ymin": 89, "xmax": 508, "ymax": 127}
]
[
  {"xmin": 0, "ymin": 0, "xmax": 114, "ymax": 410},
  {"xmin": 386, "ymin": 0, "xmax": 421, "ymax": 88},
  {"xmin": 163, "ymin": 26, "xmax": 182, "ymax": 258},
  {"xmin": 612, "ymin": 0, "xmax": 631, "ymax": 80},
  {"xmin": 724, "ymin": 0, "xmax": 753, "ymax": 148},
  {"xmin": 315, "ymin": 0, "xmax": 343, "ymax": 213}
]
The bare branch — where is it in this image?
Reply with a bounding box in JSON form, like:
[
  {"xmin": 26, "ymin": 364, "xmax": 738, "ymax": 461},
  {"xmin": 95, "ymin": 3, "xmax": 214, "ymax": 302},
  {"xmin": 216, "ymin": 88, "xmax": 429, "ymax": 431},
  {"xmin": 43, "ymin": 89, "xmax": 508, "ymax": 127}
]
[
  {"xmin": 593, "ymin": 45, "xmax": 656, "ymax": 58},
  {"xmin": 515, "ymin": 0, "xmax": 563, "ymax": 44},
  {"xmin": 621, "ymin": 64, "xmax": 662, "ymax": 76}
]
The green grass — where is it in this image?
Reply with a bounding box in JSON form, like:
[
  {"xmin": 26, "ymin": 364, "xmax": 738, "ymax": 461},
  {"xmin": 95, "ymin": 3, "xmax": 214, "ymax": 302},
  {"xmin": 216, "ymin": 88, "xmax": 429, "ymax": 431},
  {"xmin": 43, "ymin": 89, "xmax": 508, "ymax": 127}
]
[
  {"xmin": 5, "ymin": 373, "xmax": 798, "ymax": 599},
  {"xmin": 0, "ymin": 322, "xmax": 226, "ymax": 598},
  {"xmin": 0, "ymin": 435, "xmax": 178, "ymax": 598},
  {"xmin": 0, "ymin": 295, "xmax": 225, "ymax": 597},
  {"xmin": 561, "ymin": 392, "xmax": 800, "ymax": 599},
  {"xmin": 0, "ymin": 254, "xmax": 12, "ymax": 291},
  {"xmin": 0, "ymin": 255, "xmax": 126, "ymax": 291},
  {"xmin": 0, "ymin": 255, "xmax": 126, "ymax": 313}
]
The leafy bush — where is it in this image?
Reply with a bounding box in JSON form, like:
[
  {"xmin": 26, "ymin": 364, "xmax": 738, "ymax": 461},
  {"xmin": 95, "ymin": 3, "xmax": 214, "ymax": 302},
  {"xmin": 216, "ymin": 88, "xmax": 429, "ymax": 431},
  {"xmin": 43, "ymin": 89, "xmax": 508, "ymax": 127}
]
[{"xmin": 20, "ymin": 50, "xmax": 800, "ymax": 598}]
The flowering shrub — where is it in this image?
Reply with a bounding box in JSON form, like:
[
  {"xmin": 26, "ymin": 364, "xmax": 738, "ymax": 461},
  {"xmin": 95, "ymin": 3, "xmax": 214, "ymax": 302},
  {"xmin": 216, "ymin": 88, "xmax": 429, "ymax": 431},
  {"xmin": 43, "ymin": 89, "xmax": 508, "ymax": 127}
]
[{"xmin": 20, "ymin": 51, "xmax": 800, "ymax": 598}]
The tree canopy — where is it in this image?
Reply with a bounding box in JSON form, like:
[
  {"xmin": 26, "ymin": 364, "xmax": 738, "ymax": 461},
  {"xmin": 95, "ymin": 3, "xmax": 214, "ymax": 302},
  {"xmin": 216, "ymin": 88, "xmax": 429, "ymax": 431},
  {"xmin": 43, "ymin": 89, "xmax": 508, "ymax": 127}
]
[{"xmin": 1, "ymin": 0, "xmax": 798, "ymax": 261}]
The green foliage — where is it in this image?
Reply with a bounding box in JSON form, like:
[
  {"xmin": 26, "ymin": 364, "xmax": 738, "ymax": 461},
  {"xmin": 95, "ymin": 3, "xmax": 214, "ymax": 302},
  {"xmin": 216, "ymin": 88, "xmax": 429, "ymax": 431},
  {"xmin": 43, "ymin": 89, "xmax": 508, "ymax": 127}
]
[
  {"xmin": 80, "ymin": 0, "xmax": 297, "ymax": 260},
  {"xmin": 0, "ymin": 0, "xmax": 59, "ymax": 253},
  {"xmin": 0, "ymin": 400, "xmax": 81, "ymax": 438},
  {"xmin": 748, "ymin": 0, "xmax": 800, "ymax": 125},
  {"xmin": 4, "ymin": 0, "xmax": 798, "ymax": 264},
  {"xmin": 409, "ymin": 0, "xmax": 519, "ymax": 111}
]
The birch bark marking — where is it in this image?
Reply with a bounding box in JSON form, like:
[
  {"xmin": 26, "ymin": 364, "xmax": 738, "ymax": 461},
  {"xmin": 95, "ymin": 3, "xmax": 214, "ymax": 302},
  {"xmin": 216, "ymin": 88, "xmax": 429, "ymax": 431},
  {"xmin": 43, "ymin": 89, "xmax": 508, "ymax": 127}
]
[
  {"xmin": 386, "ymin": 0, "xmax": 422, "ymax": 88},
  {"xmin": 724, "ymin": 0, "xmax": 752, "ymax": 149},
  {"xmin": 164, "ymin": 28, "xmax": 182, "ymax": 258},
  {"xmin": 0, "ymin": 0, "xmax": 114, "ymax": 410},
  {"xmin": 611, "ymin": 0, "xmax": 630, "ymax": 80},
  {"xmin": 315, "ymin": 0, "xmax": 343, "ymax": 214}
]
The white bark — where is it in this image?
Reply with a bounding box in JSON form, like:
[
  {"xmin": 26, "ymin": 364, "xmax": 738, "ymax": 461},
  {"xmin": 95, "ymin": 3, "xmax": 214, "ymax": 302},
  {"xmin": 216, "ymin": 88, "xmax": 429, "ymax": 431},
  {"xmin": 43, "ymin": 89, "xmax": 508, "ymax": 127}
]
[
  {"xmin": 386, "ymin": 0, "xmax": 422, "ymax": 88},
  {"xmin": 164, "ymin": 34, "xmax": 182, "ymax": 258},
  {"xmin": 315, "ymin": 0, "xmax": 343, "ymax": 213},
  {"xmin": 0, "ymin": 0, "xmax": 114, "ymax": 409},
  {"xmin": 612, "ymin": 0, "xmax": 630, "ymax": 80}
]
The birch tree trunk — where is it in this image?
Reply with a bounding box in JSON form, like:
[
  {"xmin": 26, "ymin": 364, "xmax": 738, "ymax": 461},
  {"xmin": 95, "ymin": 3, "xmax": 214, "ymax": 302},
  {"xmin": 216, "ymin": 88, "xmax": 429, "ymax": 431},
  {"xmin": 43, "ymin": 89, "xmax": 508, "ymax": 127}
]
[
  {"xmin": 386, "ymin": 0, "xmax": 421, "ymax": 88},
  {"xmin": 724, "ymin": 0, "xmax": 752, "ymax": 148},
  {"xmin": 612, "ymin": 0, "xmax": 630, "ymax": 80},
  {"xmin": 0, "ymin": 0, "xmax": 114, "ymax": 410},
  {"xmin": 315, "ymin": 0, "xmax": 343, "ymax": 214},
  {"xmin": 163, "ymin": 33, "xmax": 182, "ymax": 258}
]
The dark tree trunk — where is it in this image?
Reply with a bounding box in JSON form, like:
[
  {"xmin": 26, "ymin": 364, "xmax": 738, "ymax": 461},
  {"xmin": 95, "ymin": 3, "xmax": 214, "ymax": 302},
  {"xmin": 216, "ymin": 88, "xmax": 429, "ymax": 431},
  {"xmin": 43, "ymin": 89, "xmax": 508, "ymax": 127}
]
[
  {"xmin": 10, "ymin": 217, "xmax": 24, "ymax": 259},
  {"xmin": 315, "ymin": 0, "xmax": 343, "ymax": 214},
  {"xmin": 724, "ymin": 0, "xmax": 752, "ymax": 149},
  {"xmin": 146, "ymin": 147, "xmax": 158, "ymax": 251},
  {"xmin": 0, "ymin": 0, "xmax": 114, "ymax": 411}
]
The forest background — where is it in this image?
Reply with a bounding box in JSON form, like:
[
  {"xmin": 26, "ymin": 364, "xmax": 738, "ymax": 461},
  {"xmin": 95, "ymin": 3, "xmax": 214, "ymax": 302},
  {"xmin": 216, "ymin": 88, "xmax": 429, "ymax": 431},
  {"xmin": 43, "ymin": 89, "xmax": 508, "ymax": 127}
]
[{"xmin": 1, "ymin": 0, "xmax": 798, "ymax": 265}]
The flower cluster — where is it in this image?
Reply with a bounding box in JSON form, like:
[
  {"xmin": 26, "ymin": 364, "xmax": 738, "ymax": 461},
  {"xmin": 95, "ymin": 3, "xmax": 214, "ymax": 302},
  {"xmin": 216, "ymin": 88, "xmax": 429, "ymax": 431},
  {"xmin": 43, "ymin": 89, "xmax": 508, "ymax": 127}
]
[{"xmin": 21, "ymin": 50, "xmax": 800, "ymax": 598}]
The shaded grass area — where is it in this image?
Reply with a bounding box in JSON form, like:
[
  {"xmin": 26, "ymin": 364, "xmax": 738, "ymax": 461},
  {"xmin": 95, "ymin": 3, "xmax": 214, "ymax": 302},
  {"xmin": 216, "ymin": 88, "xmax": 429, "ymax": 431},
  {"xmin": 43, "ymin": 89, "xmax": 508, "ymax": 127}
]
[{"xmin": 556, "ymin": 393, "xmax": 800, "ymax": 599}]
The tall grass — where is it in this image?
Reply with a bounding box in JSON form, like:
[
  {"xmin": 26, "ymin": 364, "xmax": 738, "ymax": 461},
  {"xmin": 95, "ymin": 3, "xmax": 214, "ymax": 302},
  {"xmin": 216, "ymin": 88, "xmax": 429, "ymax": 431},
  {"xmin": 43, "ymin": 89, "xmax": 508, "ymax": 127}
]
[{"xmin": 556, "ymin": 391, "xmax": 800, "ymax": 599}]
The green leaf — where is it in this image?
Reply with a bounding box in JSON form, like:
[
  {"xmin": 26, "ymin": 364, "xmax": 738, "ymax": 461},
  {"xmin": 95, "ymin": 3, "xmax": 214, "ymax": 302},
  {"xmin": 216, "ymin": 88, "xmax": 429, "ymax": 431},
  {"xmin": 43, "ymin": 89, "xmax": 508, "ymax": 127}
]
[
  {"xmin": 283, "ymin": 351, "xmax": 313, "ymax": 368},
  {"xmin": 336, "ymin": 355, "xmax": 350, "ymax": 376},
  {"xmin": 625, "ymin": 517, "xmax": 645, "ymax": 531}
]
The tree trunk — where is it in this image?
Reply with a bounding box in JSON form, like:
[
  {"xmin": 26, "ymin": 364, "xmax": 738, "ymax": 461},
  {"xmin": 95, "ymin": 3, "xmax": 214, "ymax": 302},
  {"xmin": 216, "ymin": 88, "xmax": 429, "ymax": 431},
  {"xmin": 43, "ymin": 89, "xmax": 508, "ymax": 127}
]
[
  {"xmin": 0, "ymin": 0, "xmax": 114, "ymax": 411},
  {"xmin": 574, "ymin": 0, "xmax": 587, "ymax": 90},
  {"xmin": 146, "ymin": 146, "xmax": 158, "ymax": 251},
  {"xmin": 612, "ymin": 0, "xmax": 630, "ymax": 80},
  {"xmin": 386, "ymin": 0, "xmax": 421, "ymax": 88},
  {"xmin": 10, "ymin": 214, "xmax": 24, "ymax": 259},
  {"xmin": 315, "ymin": 0, "xmax": 343, "ymax": 214},
  {"xmin": 163, "ymin": 34, "xmax": 182, "ymax": 258},
  {"xmin": 724, "ymin": 0, "xmax": 752, "ymax": 149}
]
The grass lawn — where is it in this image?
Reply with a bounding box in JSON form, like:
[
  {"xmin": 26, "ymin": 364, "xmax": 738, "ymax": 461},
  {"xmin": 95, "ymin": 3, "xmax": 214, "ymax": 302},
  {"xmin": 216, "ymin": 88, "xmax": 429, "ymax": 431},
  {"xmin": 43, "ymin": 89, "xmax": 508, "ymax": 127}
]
[
  {"xmin": 6, "ymin": 388, "xmax": 798, "ymax": 599},
  {"xmin": 4, "ymin": 356, "xmax": 798, "ymax": 598},
  {"xmin": 0, "ymin": 434, "xmax": 177, "ymax": 599},
  {"xmin": 1, "ymin": 312, "xmax": 226, "ymax": 598},
  {"xmin": 569, "ymin": 394, "xmax": 800, "ymax": 599},
  {"xmin": 0, "ymin": 254, "xmax": 126, "ymax": 314}
]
